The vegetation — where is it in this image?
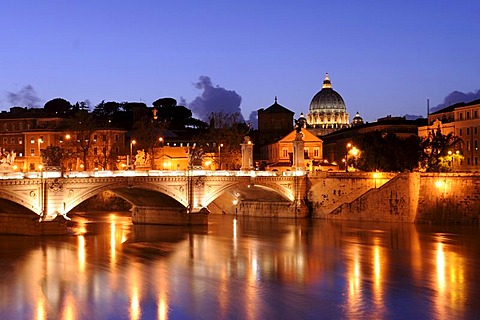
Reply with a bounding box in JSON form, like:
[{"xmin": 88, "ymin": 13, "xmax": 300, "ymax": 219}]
[
  {"xmin": 418, "ymin": 129, "xmax": 463, "ymax": 172},
  {"xmin": 194, "ymin": 111, "xmax": 250, "ymax": 170},
  {"xmin": 353, "ymin": 132, "xmax": 420, "ymax": 172}
]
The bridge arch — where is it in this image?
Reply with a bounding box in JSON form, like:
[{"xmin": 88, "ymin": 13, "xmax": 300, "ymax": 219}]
[
  {"xmin": 202, "ymin": 178, "xmax": 295, "ymax": 207},
  {"xmin": 0, "ymin": 181, "xmax": 43, "ymax": 215},
  {"xmin": 64, "ymin": 180, "xmax": 187, "ymax": 215}
]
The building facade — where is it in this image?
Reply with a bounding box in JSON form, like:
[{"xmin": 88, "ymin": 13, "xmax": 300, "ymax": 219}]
[
  {"xmin": 262, "ymin": 128, "xmax": 323, "ymax": 171},
  {"xmin": 418, "ymin": 99, "xmax": 480, "ymax": 170}
]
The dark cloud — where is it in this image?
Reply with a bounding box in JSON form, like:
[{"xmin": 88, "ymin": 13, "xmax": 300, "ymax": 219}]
[
  {"xmin": 7, "ymin": 85, "xmax": 41, "ymax": 108},
  {"xmin": 248, "ymin": 111, "xmax": 257, "ymax": 129},
  {"xmin": 188, "ymin": 76, "xmax": 243, "ymax": 121},
  {"xmin": 431, "ymin": 89, "xmax": 480, "ymax": 113}
]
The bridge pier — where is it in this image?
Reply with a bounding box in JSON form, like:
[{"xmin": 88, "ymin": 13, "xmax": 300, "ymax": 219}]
[
  {"xmin": 0, "ymin": 213, "xmax": 70, "ymax": 236},
  {"xmin": 131, "ymin": 205, "xmax": 209, "ymax": 225}
]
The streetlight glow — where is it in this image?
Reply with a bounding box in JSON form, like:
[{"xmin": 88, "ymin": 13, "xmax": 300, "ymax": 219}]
[{"xmin": 129, "ymin": 139, "xmax": 136, "ymax": 170}]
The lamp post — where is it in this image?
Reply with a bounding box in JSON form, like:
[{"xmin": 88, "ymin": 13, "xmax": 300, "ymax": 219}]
[
  {"xmin": 130, "ymin": 139, "xmax": 136, "ymax": 170},
  {"xmin": 158, "ymin": 137, "xmax": 164, "ymax": 170},
  {"xmin": 218, "ymin": 143, "xmax": 223, "ymax": 170},
  {"xmin": 345, "ymin": 143, "xmax": 351, "ymax": 172},
  {"xmin": 37, "ymin": 138, "xmax": 43, "ymax": 165}
]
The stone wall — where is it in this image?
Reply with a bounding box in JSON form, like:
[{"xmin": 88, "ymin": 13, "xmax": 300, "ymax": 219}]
[
  {"xmin": 308, "ymin": 172, "xmax": 480, "ymax": 225},
  {"xmin": 314, "ymin": 173, "xmax": 420, "ymax": 222},
  {"xmin": 415, "ymin": 173, "xmax": 480, "ymax": 224}
]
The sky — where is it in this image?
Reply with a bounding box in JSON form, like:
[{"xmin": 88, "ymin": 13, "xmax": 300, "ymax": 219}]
[{"xmin": 1, "ymin": 0, "xmax": 479, "ymax": 124}]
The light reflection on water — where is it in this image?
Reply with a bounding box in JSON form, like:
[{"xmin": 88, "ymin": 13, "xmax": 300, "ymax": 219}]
[{"xmin": 0, "ymin": 213, "xmax": 479, "ymax": 319}]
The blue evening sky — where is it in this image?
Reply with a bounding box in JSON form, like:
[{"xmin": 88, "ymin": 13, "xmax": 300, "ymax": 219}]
[{"xmin": 1, "ymin": 0, "xmax": 479, "ymax": 123}]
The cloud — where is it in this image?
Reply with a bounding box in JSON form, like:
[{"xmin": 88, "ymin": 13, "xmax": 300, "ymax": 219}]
[
  {"xmin": 248, "ymin": 111, "xmax": 257, "ymax": 129},
  {"xmin": 7, "ymin": 85, "xmax": 41, "ymax": 108},
  {"xmin": 431, "ymin": 89, "xmax": 480, "ymax": 113},
  {"xmin": 188, "ymin": 76, "xmax": 243, "ymax": 121}
]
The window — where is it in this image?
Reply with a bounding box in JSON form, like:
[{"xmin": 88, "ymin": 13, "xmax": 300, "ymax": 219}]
[
  {"xmin": 467, "ymin": 158, "xmax": 471, "ymax": 165},
  {"xmin": 31, "ymin": 138, "xmax": 35, "ymax": 144},
  {"xmin": 459, "ymin": 113, "xmax": 463, "ymax": 120},
  {"xmin": 467, "ymin": 128, "xmax": 470, "ymax": 135},
  {"xmin": 93, "ymin": 135, "xmax": 98, "ymax": 141},
  {"xmin": 467, "ymin": 111, "xmax": 470, "ymax": 119},
  {"xmin": 314, "ymin": 148, "xmax": 319, "ymax": 157},
  {"xmin": 467, "ymin": 141, "xmax": 471, "ymax": 151},
  {"xmin": 102, "ymin": 135, "xmax": 107, "ymax": 142},
  {"xmin": 19, "ymin": 122, "xmax": 23, "ymax": 130},
  {"xmin": 10, "ymin": 138, "xmax": 15, "ymax": 144},
  {"xmin": 476, "ymin": 157, "xmax": 479, "ymax": 165},
  {"xmin": 282, "ymin": 148, "xmax": 288, "ymax": 158},
  {"xmin": 30, "ymin": 148, "xmax": 35, "ymax": 156},
  {"xmin": 102, "ymin": 147, "xmax": 107, "ymax": 154},
  {"xmin": 475, "ymin": 110, "xmax": 478, "ymax": 119},
  {"xmin": 93, "ymin": 147, "xmax": 98, "ymax": 155},
  {"xmin": 115, "ymin": 147, "xmax": 119, "ymax": 154},
  {"xmin": 19, "ymin": 138, "xmax": 23, "ymax": 145},
  {"xmin": 459, "ymin": 129, "xmax": 463, "ymax": 136},
  {"xmin": 475, "ymin": 140, "xmax": 478, "ymax": 151},
  {"xmin": 476, "ymin": 127, "xmax": 478, "ymax": 135},
  {"xmin": 115, "ymin": 134, "xmax": 119, "ymax": 142},
  {"xmin": 2, "ymin": 138, "xmax": 7, "ymax": 144}
]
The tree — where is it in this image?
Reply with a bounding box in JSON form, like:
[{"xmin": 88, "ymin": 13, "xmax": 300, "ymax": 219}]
[
  {"xmin": 194, "ymin": 112, "xmax": 250, "ymax": 170},
  {"xmin": 354, "ymin": 131, "xmax": 421, "ymax": 172},
  {"xmin": 41, "ymin": 146, "xmax": 63, "ymax": 168},
  {"xmin": 131, "ymin": 117, "xmax": 168, "ymax": 169},
  {"xmin": 419, "ymin": 129, "xmax": 462, "ymax": 172},
  {"xmin": 60, "ymin": 111, "xmax": 98, "ymax": 170},
  {"xmin": 44, "ymin": 98, "xmax": 72, "ymax": 116}
]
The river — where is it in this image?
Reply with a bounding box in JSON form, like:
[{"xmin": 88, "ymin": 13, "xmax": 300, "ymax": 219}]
[{"xmin": 0, "ymin": 213, "xmax": 479, "ymax": 319}]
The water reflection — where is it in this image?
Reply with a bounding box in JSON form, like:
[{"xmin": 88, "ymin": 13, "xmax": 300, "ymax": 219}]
[{"xmin": 0, "ymin": 214, "xmax": 479, "ymax": 319}]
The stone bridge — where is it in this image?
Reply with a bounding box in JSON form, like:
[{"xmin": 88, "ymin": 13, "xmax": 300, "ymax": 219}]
[{"xmin": 0, "ymin": 170, "xmax": 306, "ymax": 226}]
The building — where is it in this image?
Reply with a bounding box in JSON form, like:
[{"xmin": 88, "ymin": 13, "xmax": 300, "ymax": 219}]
[
  {"xmin": 0, "ymin": 107, "xmax": 127, "ymax": 172},
  {"xmin": 306, "ymin": 73, "xmax": 350, "ymax": 136},
  {"xmin": 257, "ymin": 97, "xmax": 295, "ymax": 145},
  {"xmin": 262, "ymin": 128, "xmax": 323, "ymax": 171},
  {"xmin": 418, "ymin": 99, "xmax": 480, "ymax": 169}
]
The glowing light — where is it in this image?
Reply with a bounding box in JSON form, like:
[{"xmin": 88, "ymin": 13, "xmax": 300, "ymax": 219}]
[
  {"xmin": 35, "ymin": 297, "xmax": 47, "ymax": 320},
  {"xmin": 110, "ymin": 223, "xmax": 116, "ymax": 263},
  {"xmin": 130, "ymin": 288, "xmax": 141, "ymax": 320},
  {"xmin": 435, "ymin": 180, "xmax": 444, "ymax": 189},
  {"xmin": 436, "ymin": 242, "xmax": 446, "ymax": 291},
  {"xmin": 78, "ymin": 235, "xmax": 86, "ymax": 272},
  {"xmin": 158, "ymin": 293, "xmax": 168, "ymax": 320}
]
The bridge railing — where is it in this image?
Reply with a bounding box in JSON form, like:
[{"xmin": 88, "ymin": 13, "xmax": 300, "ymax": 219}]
[{"xmin": 0, "ymin": 169, "xmax": 307, "ymax": 180}]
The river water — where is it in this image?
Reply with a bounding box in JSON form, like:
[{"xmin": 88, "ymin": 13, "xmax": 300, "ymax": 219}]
[{"xmin": 0, "ymin": 213, "xmax": 479, "ymax": 319}]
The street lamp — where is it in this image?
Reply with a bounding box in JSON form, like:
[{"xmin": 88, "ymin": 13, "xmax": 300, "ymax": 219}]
[
  {"xmin": 218, "ymin": 143, "xmax": 223, "ymax": 170},
  {"xmin": 130, "ymin": 139, "xmax": 136, "ymax": 170},
  {"xmin": 345, "ymin": 143, "xmax": 352, "ymax": 172}
]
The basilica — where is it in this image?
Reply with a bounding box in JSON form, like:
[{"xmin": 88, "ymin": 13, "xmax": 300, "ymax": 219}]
[{"xmin": 306, "ymin": 73, "xmax": 357, "ymax": 136}]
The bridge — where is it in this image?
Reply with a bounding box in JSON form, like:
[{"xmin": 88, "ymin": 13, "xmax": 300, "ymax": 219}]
[{"xmin": 0, "ymin": 170, "xmax": 307, "ymax": 227}]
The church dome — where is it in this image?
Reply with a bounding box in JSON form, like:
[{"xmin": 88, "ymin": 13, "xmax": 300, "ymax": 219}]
[
  {"xmin": 352, "ymin": 111, "xmax": 364, "ymax": 126},
  {"xmin": 309, "ymin": 73, "xmax": 346, "ymax": 113}
]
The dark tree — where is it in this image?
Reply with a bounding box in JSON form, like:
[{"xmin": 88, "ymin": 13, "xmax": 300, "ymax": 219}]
[
  {"xmin": 354, "ymin": 131, "xmax": 420, "ymax": 172},
  {"xmin": 419, "ymin": 129, "xmax": 462, "ymax": 172},
  {"xmin": 41, "ymin": 146, "xmax": 63, "ymax": 167},
  {"xmin": 194, "ymin": 112, "xmax": 249, "ymax": 170},
  {"xmin": 60, "ymin": 111, "xmax": 98, "ymax": 170},
  {"xmin": 131, "ymin": 117, "xmax": 168, "ymax": 169},
  {"xmin": 44, "ymin": 98, "xmax": 72, "ymax": 116}
]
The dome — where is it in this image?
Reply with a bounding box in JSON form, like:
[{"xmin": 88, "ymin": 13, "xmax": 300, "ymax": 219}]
[
  {"xmin": 352, "ymin": 111, "xmax": 364, "ymax": 126},
  {"xmin": 309, "ymin": 73, "xmax": 346, "ymax": 113}
]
